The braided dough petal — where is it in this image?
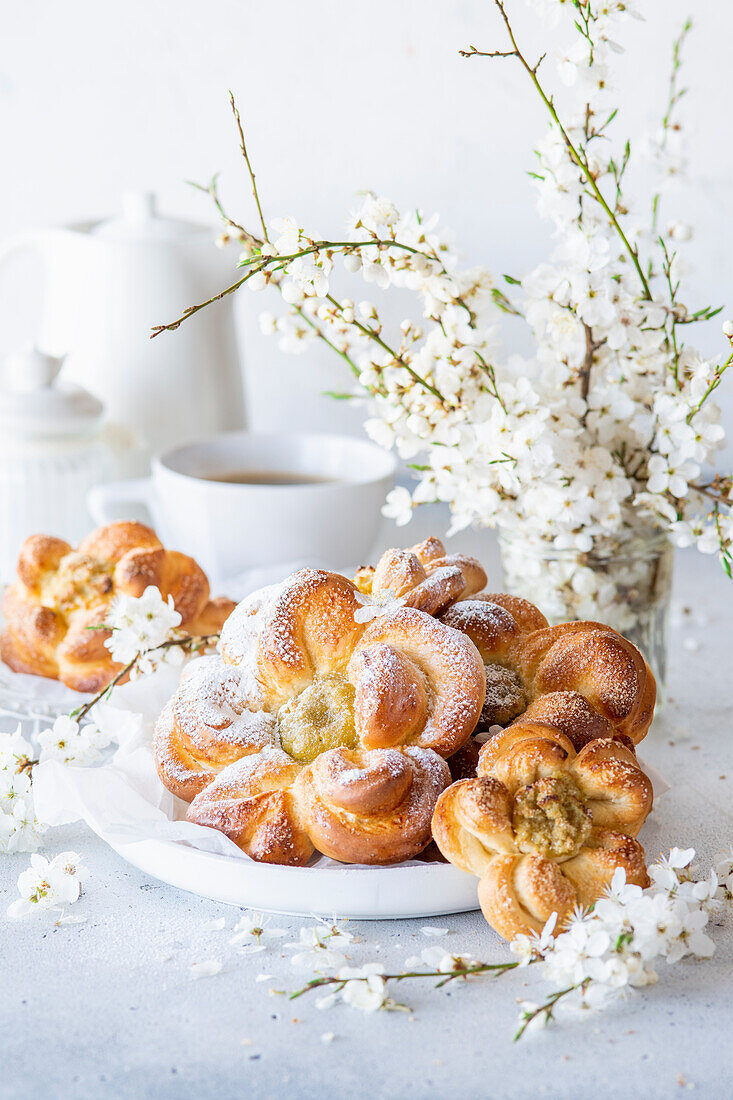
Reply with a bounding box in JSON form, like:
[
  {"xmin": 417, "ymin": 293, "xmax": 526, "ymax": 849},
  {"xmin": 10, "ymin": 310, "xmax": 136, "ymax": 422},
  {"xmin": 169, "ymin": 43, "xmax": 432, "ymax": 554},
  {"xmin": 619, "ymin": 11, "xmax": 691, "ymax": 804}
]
[
  {"xmin": 153, "ymin": 656, "xmax": 275, "ymax": 800},
  {"xmin": 256, "ymin": 569, "xmax": 364, "ymax": 705},
  {"xmin": 353, "ymin": 606, "xmax": 486, "ymax": 756},
  {"xmin": 477, "ymin": 854, "xmax": 577, "ymax": 939},
  {"xmin": 371, "ymin": 549, "xmax": 427, "ymax": 598},
  {"xmin": 294, "ymin": 746, "xmax": 450, "ymax": 864},
  {"xmin": 431, "ymin": 777, "xmax": 516, "ymax": 875},
  {"xmin": 560, "ymin": 829, "xmax": 650, "ymax": 906},
  {"xmin": 186, "ymin": 748, "xmax": 314, "ymax": 865},
  {"xmin": 569, "ymin": 739, "xmax": 653, "ymax": 836}
]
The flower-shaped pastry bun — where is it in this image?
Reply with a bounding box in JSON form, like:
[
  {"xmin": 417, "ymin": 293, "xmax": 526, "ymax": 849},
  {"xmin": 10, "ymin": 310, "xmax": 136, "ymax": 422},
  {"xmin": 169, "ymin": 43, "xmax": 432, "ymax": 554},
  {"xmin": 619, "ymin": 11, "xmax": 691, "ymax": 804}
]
[
  {"xmin": 1, "ymin": 522, "xmax": 235, "ymax": 693},
  {"xmin": 432, "ymin": 725, "xmax": 652, "ymax": 940},
  {"xmin": 155, "ymin": 567, "xmax": 486, "ymax": 865},
  {"xmin": 353, "ymin": 536, "xmax": 487, "ymax": 617}
]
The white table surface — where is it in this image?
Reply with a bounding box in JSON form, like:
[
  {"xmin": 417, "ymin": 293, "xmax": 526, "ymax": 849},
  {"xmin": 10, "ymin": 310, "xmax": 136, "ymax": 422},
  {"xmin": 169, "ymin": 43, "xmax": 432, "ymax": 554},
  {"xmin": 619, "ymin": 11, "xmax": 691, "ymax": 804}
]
[{"xmin": 2, "ymin": 511, "xmax": 732, "ymax": 1100}]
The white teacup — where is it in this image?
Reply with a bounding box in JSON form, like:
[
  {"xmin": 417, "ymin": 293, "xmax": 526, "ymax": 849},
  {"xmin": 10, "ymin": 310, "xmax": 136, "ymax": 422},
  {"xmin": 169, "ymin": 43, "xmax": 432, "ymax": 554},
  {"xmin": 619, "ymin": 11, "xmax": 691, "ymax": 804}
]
[{"xmin": 87, "ymin": 432, "xmax": 396, "ymax": 584}]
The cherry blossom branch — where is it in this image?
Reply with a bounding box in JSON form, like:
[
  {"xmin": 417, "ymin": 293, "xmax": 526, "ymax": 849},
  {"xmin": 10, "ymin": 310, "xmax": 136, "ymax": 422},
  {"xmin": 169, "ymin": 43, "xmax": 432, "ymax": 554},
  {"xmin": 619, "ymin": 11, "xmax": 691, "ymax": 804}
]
[
  {"xmin": 187, "ymin": 176, "xmax": 251, "ymax": 240},
  {"xmin": 685, "ymin": 350, "xmax": 733, "ymax": 423},
  {"xmin": 291, "ymin": 302, "xmax": 362, "ymax": 379},
  {"xmin": 323, "ymin": 293, "xmax": 444, "ymax": 402},
  {"xmin": 514, "ymin": 981, "xmax": 588, "ymax": 1041},
  {"xmin": 69, "ymin": 633, "xmax": 220, "ymax": 722},
  {"xmin": 187, "ymin": 177, "xmax": 363, "ymax": 378},
  {"xmin": 151, "ymin": 239, "xmax": 442, "ymax": 339},
  {"xmin": 289, "ymin": 959, "xmax": 521, "ymax": 1001},
  {"xmin": 461, "ymin": 0, "xmax": 653, "ymax": 300},
  {"xmin": 579, "ymin": 323, "xmax": 605, "ymax": 412}
]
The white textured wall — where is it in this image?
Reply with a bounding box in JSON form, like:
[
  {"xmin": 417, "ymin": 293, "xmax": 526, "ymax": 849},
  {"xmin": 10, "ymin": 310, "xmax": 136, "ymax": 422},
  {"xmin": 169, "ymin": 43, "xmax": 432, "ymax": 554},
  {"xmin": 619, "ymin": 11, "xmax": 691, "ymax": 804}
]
[{"xmin": 1, "ymin": 0, "xmax": 731, "ymax": 437}]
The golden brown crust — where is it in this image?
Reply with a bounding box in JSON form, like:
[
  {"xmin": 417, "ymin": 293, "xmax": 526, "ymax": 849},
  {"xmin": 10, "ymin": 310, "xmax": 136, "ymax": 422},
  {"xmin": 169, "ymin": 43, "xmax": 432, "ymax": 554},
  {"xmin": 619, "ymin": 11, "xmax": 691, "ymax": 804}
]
[
  {"xmin": 410, "ymin": 536, "xmax": 447, "ymax": 566},
  {"xmin": 186, "ymin": 743, "xmax": 450, "ymax": 866},
  {"xmin": 1, "ymin": 523, "xmax": 233, "ymax": 693},
  {"xmin": 157, "ymin": 567, "xmax": 485, "ymax": 865},
  {"xmin": 354, "ymin": 537, "xmax": 653, "ymax": 749},
  {"xmin": 424, "ymin": 554, "xmax": 487, "ymax": 600},
  {"xmin": 371, "ymin": 549, "xmax": 427, "ymax": 599},
  {"xmin": 352, "ymin": 564, "xmax": 375, "ymax": 596},
  {"xmin": 1, "ymin": 585, "xmax": 66, "ymax": 680},
  {"xmin": 432, "ymin": 725, "xmax": 653, "ymax": 941},
  {"xmin": 432, "ymin": 776, "xmax": 516, "ymax": 876},
  {"xmin": 477, "ymin": 853, "xmax": 577, "ymax": 939},
  {"xmin": 153, "ymin": 656, "xmax": 276, "ymax": 801},
  {"xmin": 293, "ymin": 746, "xmax": 450, "ymax": 864},
  {"xmin": 349, "ymin": 644, "xmax": 428, "ymax": 749},
  {"xmin": 471, "ymin": 593, "xmax": 550, "ymax": 632},
  {"xmin": 562, "ymin": 829, "xmax": 650, "ymax": 907},
  {"xmin": 402, "ymin": 566, "xmax": 468, "ymax": 617},
  {"xmin": 354, "ymin": 537, "xmax": 487, "ymax": 617},
  {"xmin": 16, "ymin": 535, "xmax": 72, "ymax": 590},
  {"xmin": 512, "ymin": 691, "xmax": 624, "ymax": 752},
  {"xmin": 186, "ymin": 748, "xmax": 315, "ymax": 865},
  {"xmin": 440, "ymin": 599, "xmax": 656, "ymax": 745},
  {"xmin": 77, "ymin": 521, "xmax": 163, "ymax": 562},
  {"xmin": 476, "ymin": 727, "xmax": 652, "ymax": 837},
  {"xmin": 477, "ymin": 721, "xmax": 577, "ymax": 777},
  {"xmin": 352, "ymin": 606, "xmax": 486, "ymax": 757},
  {"xmin": 476, "ymin": 830, "xmax": 650, "ymax": 939},
  {"xmin": 257, "ymin": 569, "xmax": 365, "ymax": 705}
]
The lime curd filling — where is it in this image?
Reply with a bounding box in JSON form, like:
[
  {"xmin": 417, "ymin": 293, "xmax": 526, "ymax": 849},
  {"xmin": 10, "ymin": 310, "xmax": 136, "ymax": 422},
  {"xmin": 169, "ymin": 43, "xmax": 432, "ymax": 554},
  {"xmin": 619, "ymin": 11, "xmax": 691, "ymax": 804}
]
[
  {"xmin": 512, "ymin": 774, "xmax": 592, "ymax": 860},
  {"xmin": 277, "ymin": 673, "xmax": 357, "ymax": 764}
]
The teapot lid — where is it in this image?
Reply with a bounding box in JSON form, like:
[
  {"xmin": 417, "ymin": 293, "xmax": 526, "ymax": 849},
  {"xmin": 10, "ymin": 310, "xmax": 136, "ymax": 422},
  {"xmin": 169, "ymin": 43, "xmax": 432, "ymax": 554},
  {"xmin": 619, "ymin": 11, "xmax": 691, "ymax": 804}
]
[
  {"xmin": 93, "ymin": 191, "xmax": 208, "ymax": 243},
  {"xmin": 0, "ymin": 346, "xmax": 104, "ymax": 437}
]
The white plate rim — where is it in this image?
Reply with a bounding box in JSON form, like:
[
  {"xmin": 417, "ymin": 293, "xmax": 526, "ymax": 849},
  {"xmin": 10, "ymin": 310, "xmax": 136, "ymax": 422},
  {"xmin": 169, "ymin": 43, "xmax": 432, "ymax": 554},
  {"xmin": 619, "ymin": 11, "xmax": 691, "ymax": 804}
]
[{"xmin": 109, "ymin": 835, "xmax": 480, "ymax": 920}]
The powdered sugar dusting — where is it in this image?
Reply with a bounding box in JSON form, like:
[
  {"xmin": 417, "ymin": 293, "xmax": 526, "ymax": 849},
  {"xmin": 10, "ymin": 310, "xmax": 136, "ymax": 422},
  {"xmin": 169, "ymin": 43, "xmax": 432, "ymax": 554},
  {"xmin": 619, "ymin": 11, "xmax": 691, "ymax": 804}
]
[
  {"xmin": 203, "ymin": 745, "xmax": 295, "ymax": 795},
  {"xmin": 359, "ymin": 606, "xmax": 485, "ymax": 756},
  {"xmin": 220, "ymin": 582, "xmax": 285, "ymax": 668},
  {"xmin": 174, "ymin": 655, "xmax": 275, "ymax": 752}
]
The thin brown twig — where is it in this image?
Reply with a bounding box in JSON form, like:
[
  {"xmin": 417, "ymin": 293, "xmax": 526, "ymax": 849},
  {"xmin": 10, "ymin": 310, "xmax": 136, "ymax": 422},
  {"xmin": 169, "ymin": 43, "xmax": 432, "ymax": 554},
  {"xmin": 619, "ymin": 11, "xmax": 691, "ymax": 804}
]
[
  {"xmin": 70, "ymin": 633, "xmax": 221, "ymax": 722},
  {"xmin": 579, "ymin": 323, "xmax": 605, "ymax": 414},
  {"xmin": 289, "ymin": 959, "xmax": 521, "ymax": 1001},
  {"xmin": 151, "ymin": 238, "xmax": 437, "ymax": 339},
  {"xmin": 229, "ymin": 92, "xmax": 269, "ymax": 243}
]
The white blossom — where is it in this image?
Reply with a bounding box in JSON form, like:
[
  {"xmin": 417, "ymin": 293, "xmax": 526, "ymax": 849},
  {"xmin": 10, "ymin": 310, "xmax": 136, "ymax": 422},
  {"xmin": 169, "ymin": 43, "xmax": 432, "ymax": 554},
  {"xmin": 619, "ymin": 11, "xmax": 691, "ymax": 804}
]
[
  {"xmin": 512, "ymin": 849, "xmax": 724, "ymax": 1034},
  {"xmin": 316, "ymin": 964, "xmax": 388, "ymax": 1013},
  {"xmin": 286, "ymin": 923, "xmax": 354, "ymax": 972},
  {"xmin": 229, "ymin": 910, "xmax": 287, "ymax": 953},
  {"xmin": 104, "ymin": 585, "xmax": 182, "ymax": 666},
  {"xmin": 7, "ymin": 851, "xmax": 88, "ymax": 919},
  {"xmin": 190, "ymin": 959, "xmax": 223, "ymax": 979},
  {"xmin": 37, "ymin": 715, "xmax": 111, "ymax": 767},
  {"xmin": 0, "ymin": 726, "xmax": 45, "ymax": 854}
]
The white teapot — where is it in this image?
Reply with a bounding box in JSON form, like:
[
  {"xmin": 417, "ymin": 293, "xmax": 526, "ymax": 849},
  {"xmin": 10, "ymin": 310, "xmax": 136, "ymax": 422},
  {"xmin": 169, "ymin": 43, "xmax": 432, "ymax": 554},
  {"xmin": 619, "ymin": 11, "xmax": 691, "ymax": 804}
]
[{"xmin": 0, "ymin": 192, "xmax": 245, "ymax": 476}]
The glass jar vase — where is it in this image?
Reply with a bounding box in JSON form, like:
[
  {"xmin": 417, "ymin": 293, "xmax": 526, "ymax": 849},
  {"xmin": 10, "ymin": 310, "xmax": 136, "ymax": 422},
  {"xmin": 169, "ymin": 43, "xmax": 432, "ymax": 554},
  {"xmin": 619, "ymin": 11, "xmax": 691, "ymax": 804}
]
[{"xmin": 497, "ymin": 526, "xmax": 674, "ymax": 695}]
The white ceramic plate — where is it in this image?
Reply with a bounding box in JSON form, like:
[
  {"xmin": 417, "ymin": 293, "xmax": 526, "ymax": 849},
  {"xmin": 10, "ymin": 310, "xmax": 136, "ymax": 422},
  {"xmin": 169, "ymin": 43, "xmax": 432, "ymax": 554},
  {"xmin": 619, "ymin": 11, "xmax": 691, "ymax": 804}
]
[
  {"xmin": 1, "ymin": 605, "xmax": 481, "ymax": 921},
  {"xmin": 109, "ymin": 836, "xmax": 480, "ymax": 920}
]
